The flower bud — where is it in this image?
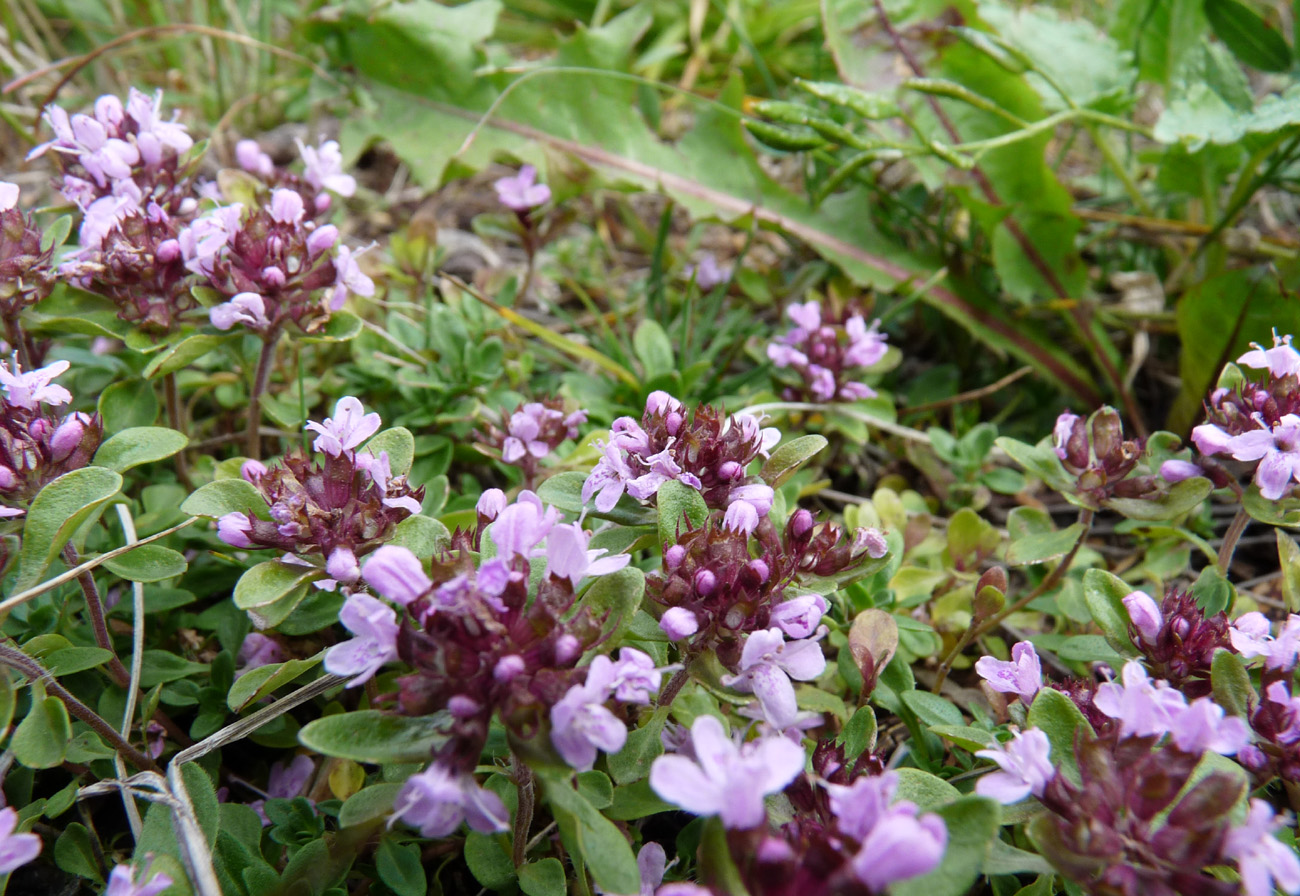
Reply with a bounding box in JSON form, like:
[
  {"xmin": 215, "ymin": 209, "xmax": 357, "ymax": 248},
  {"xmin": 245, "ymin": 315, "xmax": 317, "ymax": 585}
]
[
  {"xmin": 693, "ymin": 569, "xmax": 717, "ymax": 596},
  {"xmin": 747, "ymin": 558, "xmax": 770, "ymax": 583},
  {"xmin": 448, "ymin": 695, "xmax": 482, "ymax": 718},
  {"xmin": 241, "ymin": 459, "xmax": 268, "ymax": 482},
  {"xmin": 1123, "ymin": 590, "xmax": 1163, "ymax": 644},
  {"xmin": 976, "ymin": 566, "xmax": 1008, "ymax": 595},
  {"xmin": 664, "ymin": 544, "xmax": 685, "ymax": 570},
  {"xmin": 49, "ymin": 413, "xmax": 88, "ymax": 462},
  {"xmin": 1090, "ymin": 407, "xmax": 1124, "ymax": 465},
  {"xmin": 555, "ymin": 634, "xmax": 581, "ymax": 665},
  {"xmin": 156, "ymin": 238, "xmax": 181, "ymax": 262},
  {"xmin": 0, "ymin": 466, "xmax": 16, "ymax": 490},
  {"xmin": 477, "ymin": 488, "xmax": 508, "ymax": 522},
  {"xmin": 659, "ymin": 607, "xmax": 699, "ymax": 640},
  {"xmin": 790, "ymin": 509, "xmax": 814, "ymax": 539},
  {"xmin": 326, "ymin": 546, "xmax": 361, "ymax": 585},
  {"xmin": 217, "ymin": 512, "xmax": 254, "ymax": 548},
  {"xmin": 307, "ymin": 224, "xmax": 339, "ymax": 257},
  {"xmin": 1159, "ymin": 459, "xmax": 1201, "ymax": 483},
  {"xmin": 494, "ymin": 654, "xmax": 526, "ymax": 682},
  {"xmin": 718, "ymin": 461, "xmax": 743, "ymax": 480}
]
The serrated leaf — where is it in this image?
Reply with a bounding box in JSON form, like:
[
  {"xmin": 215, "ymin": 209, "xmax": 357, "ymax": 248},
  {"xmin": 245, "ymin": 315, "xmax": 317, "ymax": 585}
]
[
  {"xmin": 93, "ymin": 426, "xmax": 189, "ymax": 473},
  {"xmin": 1211, "ymin": 649, "xmax": 1254, "ymax": 718},
  {"xmin": 298, "ymin": 710, "xmax": 453, "ymax": 763}
]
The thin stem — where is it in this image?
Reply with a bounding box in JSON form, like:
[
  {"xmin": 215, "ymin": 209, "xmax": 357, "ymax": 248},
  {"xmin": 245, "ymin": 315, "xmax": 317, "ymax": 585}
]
[
  {"xmin": 0, "ymin": 643, "xmax": 157, "ymax": 771},
  {"xmin": 63, "ymin": 544, "xmax": 131, "ymax": 688},
  {"xmin": 511, "ymin": 753, "xmax": 535, "ymax": 867},
  {"xmin": 163, "ymin": 371, "xmax": 193, "ymax": 489},
  {"xmin": 658, "ymin": 667, "xmax": 690, "ymax": 707},
  {"xmin": 1217, "ymin": 507, "xmax": 1252, "ymax": 576},
  {"xmin": 246, "ymin": 326, "xmax": 281, "ymax": 460},
  {"xmin": 932, "ymin": 509, "xmax": 1093, "ymax": 692}
]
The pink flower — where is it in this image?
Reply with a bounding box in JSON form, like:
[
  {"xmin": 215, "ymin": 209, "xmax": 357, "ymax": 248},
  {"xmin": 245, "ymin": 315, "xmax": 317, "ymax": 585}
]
[
  {"xmin": 1093, "ymin": 660, "xmax": 1186, "ymax": 738},
  {"xmin": 1123, "ymin": 590, "xmax": 1163, "ymax": 644},
  {"xmin": 1238, "ymin": 331, "xmax": 1300, "ymax": 379},
  {"xmin": 0, "ymin": 360, "xmax": 72, "ymax": 410},
  {"xmin": 659, "ymin": 607, "xmax": 699, "ymax": 640},
  {"xmin": 1169, "ymin": 697, "xmax": 1252, "ymax": 755},
  {"xmin": 361, "ymin": 545, "xmax": 432, "ymax": 606},
  {"xmin": 770, "ymin": 594, "xmax": 828, "ymax": 639},
  {"xmin": 393, "ymin": 764, "xmax": 509, "ymax": 838},
  {"xmin": 0, "ymin": 182, "xmax": 18, "ymax": 211},
  {"xmin": 721, "ymin": 628, "xmax": 826, "ymax": 730},
  {"xmin": 545, "ymin": 522, "xmax": 631, "ymax": 587},
  {"xmin": 1224, "ymin": 800, "xmax": 1300, "ymax": 896},
  {"xmin": 297, "ymin": 139, "xmax": 356, "ymax": 197},
  {"xmin": 104, "ymin": 860, "xmax": 173, "ymax": 896},
  {"xmin": 1231, "ymin": 612, "xmax": 1300, "ymax": 670},
  {"xmin": 973, "ymin": 641, "xmax": 1042, "ymax": 704},
  {"xmin": 323, "ymin": 593, "xmax": 399, "ymax": 687},
  {"xmin": 0, "ymin": 807, "xmax": 41, "ymax": 874},
  {"xmin": 975, "ymin": 728, "xmax": 1055, "ymax": 803},
  {"xmin": 828, "ymin": 773, "xmax": 947, "ymax": 891},
  {"xmin": 550, "ymin": 664, "xmax": 628, "ymax": 771},
  {"xmin": 305, "ymin": 396, "xmax": 381, "ymax": 457},
  {"xmin": 217, "ymin": 513, "xmax": 254, "ymax": 548},
  {"xmin": 494, "ymin": 165, "xmax": 551, "ymax": 211},
  {"xmin": 210, "ymin": 292, "xmax": 271, "ymax": 331}
]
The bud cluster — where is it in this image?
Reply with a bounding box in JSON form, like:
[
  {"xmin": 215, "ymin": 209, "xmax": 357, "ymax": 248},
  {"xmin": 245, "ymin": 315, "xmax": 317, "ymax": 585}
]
[
  {"xmin": 233, "ymin": 138, "xmax": 357, "ymax": 219},
  {"xmin": 766, "ymin": 301, "xmax": 888, "ymax": 403},
  {"xmin": 217, "ymin": 397, "xmax": 422, "ymax": 588},
  {"xmin": 0, "ymin": 361, "xmax": 102, "ymax": 517},
  {"xmin": 1052, "ymin": 407, "xmax": 1160, "ymax": 508},
  {"xmin": 583, "ymin": 391, "xmax": 779, "ymax": 534},
  {"xmin": 1193, "ymin": 332, "xmax": 1300, "ymax": 500},
  {"xmin": 1121, "ymin": 587, "xmax": 1233, "ymax": 697},
  {"xmin": 478, "ymin": 399, "xmax": 587, "ymax": 487}
]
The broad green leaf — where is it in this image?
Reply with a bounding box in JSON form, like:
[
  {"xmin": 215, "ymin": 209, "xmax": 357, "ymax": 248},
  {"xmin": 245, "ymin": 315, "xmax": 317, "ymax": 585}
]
[
  {"xmin": 1081, "ymin": 568, "xmax": 1138, "ymax": 654},
  {"xmin": 465, "ymin": 831, "xmax": 515, "ymax": 889},
  {"xmin": 98, "ymin": 380, "xmax": 160, "ymax": 431},
  {"xmin": 608, "ymin": 704, "xmax": 669, "ymax": 785},
  {"xmin": 301, "ymin": 310, "xmax": 364, "ymax": 342},
  {"xmin": 542, "ymin": 773, "xmax": 640, "ymax": 895},
  {"xmin": 233, "ymin": 560, "xmax": 325, "ymax": 611},
  {"xmin": 1056, "ymin": 634, "xmax": 1127, "ymax": 666},
  {"xmin": 299, "ymin": 710, "xmax": 453, "ymax": 763},
  {"xmin": 139, "ymin": 649, "xmax": 208, "ymax": 687},
  {"xmin": 576, "ymin": 566, "xmax": 646, "ymax": 648},
  {"xmin": 181, "ymin": 478, "xmax": 272, "ymax": 520},
  {"xmin": 54, "ymin": 823, "xmax": 101, "ymax": 882},
  {"xmin": 1026, "ymin": 687, "xmax": 1093, "ymax": 782},
  {"xmin": 893, "ymin": 796, "xmax": 1000, "ymax": 896},
  {"xmin": 930, "ymin": 724, "xmax": 996, "ymax": 752},
  {"xmin": 339, "ymin": 783, "xmax": 402, "ymax": 828},
  {"xmin": 102, "ymin": 544, "xmax": 188, "ymax": 582},
  {"xmin": 93, "ymin": 427, "xmax": 189, "ymax": 473},
  {"xmin": 43, "ymin": 647, "xmax": 113, "ymax": 676},
  {"xmin": 1105, "ymin": 477, "xmax": 1212, "ymax": 521},
  {"xmin": 388, "ymin": 514, "xmax": 450, "ymax": 557},
  {"xmin": 760, "ymin": 435, "xmax": 828, "ymax": 489},
  {"xmin": 363, "ymin": 427, "xmax": 416, "ymax": 476},
  {"xmin": 994, "ymin": 437, "xmax": 1070, "ymax": 488},
  {"xmin": 12, "ymin": 696, "xmax": 72, "ymax": 769},
  {"xmin": 519, "ymin": 858, "xmax": 567, "ymax": 896},
  {"xmin": 227, "ymin": 651, "xmax": 323, "ymax": 712},
  {"xmin": 901, "ymin": 690, "xmax": 964, "ymax": 727},
  {"xmin": 14, "ymin": 467, "xmax": 122, "ymax": 594},
  {"xmin": 1204, "ymin": 0, "xmax": 1292, "ymax": 71},
  {"xmin": 840, "ymin": 705, "xmax": 878, "ymax": 759},
  {"xmin": 377, "ymin": 839, "xmax": 426, "ymax": 896},
  {"xmin": 1212, "ymin": 649, "xmax": 1254, "ymax": 718},
  {"xmin": 0, "ymin": 671, "xmax": 13, "ymax": 739},
  {"xmin": 1190, "ymin": 565, "xmax": 1234, "ymax": 614},
  {"xmin": 143, "ymin": 333, "xmax": 236, "ymax": 379},
  {"xmin": 894, "ymin": 768, "xmax": 960, "ymax": 809},
  {"xmin": 1006, "ymin": 506, "xmax": 1086, "ymax": 566},
  {"xmin": 656, "ymin": 479, "xmax": 708, "ymax": 549}
]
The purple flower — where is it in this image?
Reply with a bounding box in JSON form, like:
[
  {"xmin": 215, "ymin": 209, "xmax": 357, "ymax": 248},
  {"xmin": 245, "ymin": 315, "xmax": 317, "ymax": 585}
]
[
  {"xmin": 210, "ymin": 291, "xmax": 271, "ymax": 331},
  {"xmin": 975, "ymin": 728, "xmax": 1055, "ymax": 803},
  {"xmin": 723, "ymin": 483, "xmax": 773, "ymax": 535},
  {"xmin": 305, "ymin": 397, "xmax": 381, "ymax": 458},
  {"xmin": 1093, "ymin": 660, "xmax": 1187, "ymax": 739},
  {"xmin": 828, "ymin": 773, "xmax": 947, "ymax": 892},
  {"xmin": 721, "ymin": 628, "xmax": 826, "ymax": 730},
  {"xmin": 550, "ymin": 663, "xmax": 628, "ymax": 771},
  {"xmin": 1238, "ymin": 331, "xmax": 1300, "ymax": 379},
  {"xmin": 1224, "ymin": 799, "xmax": 1300, "ymax": 896},
  {"xmin": 491, "ymin": 491, "xmax": 559, "ymax": 559},
  {"xmin": 842, "ymin": 316, "xmax": 889, "ymax": 368},
  {"xmin": 770, "ymin": 594, "xmax": 827, "ymax": 639},
  {"xmin": 660, "ymin": 607, "xmax": 699, "ymax": 640},
  {"xmin": 786, "ymin": 302, "xmax": 821, "ymax": 333},
  {"xmin": 323, "ymin": 593, "xmax": 399, "ymax": 687},
  {"xmin": 236, "ymin": 139, "xmax": 273, "ymax": 176},
  {"xmin": 0, "ymin": 806, "xmax": 41, "ymax": 874},
  {"xmin": 104, "ymin": 861, "xmax": 173, "ymax": 896},
  {"xmin": 649, "ymin": 715, "xmax": 805, "ymax": 829},
  {"xmin": 1224, "ymin": 414, "xmax": 1300, "ymax": 499},
  {"xmin": 217, "ymin": 512, "xmax": 254, "ymax": 548},
  {"xmin": 0, "ymin": 182, "xmax": 18, "ymax": 211},
  {"xmin": 494, "ymin": 165, "xmax": 551, "ymax": 211},
  {"xmin": 854, "ymin": 527, "xmax": 889, "ymax": 558},
  {"xmin": 297, "ymin": 139, "xmax": 356, "ymax": 197},
  {"xmin": 361, "ymin": 545, "xmax": 432, "ymax": 606},
  {"xmin": 0, "ymin": 360, "xmax": 72, "ymax": 410},
  {"xmin": 607, "ymin": 648, "xmax": 663, "ymax": 704},
  {"xmin": 393, "ymin": 763, "xmax": 509, "ymax": 838},
  {"xmin": 686, "ymin": 253, "xmax": 731, "ymax": 290},
  {"xmin": 1265, "ymin": 681, "xmax": 1300, "ymax": 743},
  {"xmin": 1169, "ymin": 697, "xmax": 1252, "ymax": 755},
  {"xmin": 477, "ymin": 488, "xmax": 508, "ymax": 521},
  {"xmin": 326, "ymin": 546, "xmax": 361, "ymax": 585},
  {"xmin": 236, "ymin": 632, "xmax": 285, "ymax": 675},
  {"xmin": 1159, "ymin": 459, "xmax": 1202, "ymax": 483},
  {"xmin": 1231, "ymin": 612, "xmax": 1300, "ymax": 670},
  {"xmin": 49, "ymin": 412, "xmax": 90, "ymax": 462},
  {"xmin": 1052, "ymin": 411, "xmax": 1081, "ymax": 460},
  {"xmin": 1123, "ymin": 590, "xmax": 1163, "ymax": 644},
  {"xmin": 251, "ymin": 754, "xmax": 315, "ymax": 824},
  {"xmin": 545, "ymin": 522, "xmax": 631, "ymax": 586},
  {"xmin": 973, "ymin": 641, "xmax": 1042, "ymax": 705},
  {"xmin": 330, "ymin": 244, "xmax": 374, "ymax": 310}
]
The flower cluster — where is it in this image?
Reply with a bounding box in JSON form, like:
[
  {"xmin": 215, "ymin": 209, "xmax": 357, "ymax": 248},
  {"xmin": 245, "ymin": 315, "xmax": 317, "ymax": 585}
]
[
  {"xmin": 0, "ymin": 184, "xmax": 58, "ymax": 344},
  {"xmin": 1052, "ymin": 407, "xmax": 1165, "ymax": 508},
  {"xmin": 1121, "ymin": 587, "xmax": 1233, "ymax": 696},
  {"xmin": 217, "ymin": 397, "xmax": 422, "ymax": 587},
  {"xmin": 1192, "ymin": 332, "xmax": 1300, "ymax": 499},
  {"xmin": 479, "ymin": 399, "xmax": 586, "ymax": 487},
  {"xmin": 0, "ymin": 360, "xmax": 102, "ymax": 517},
  {"xmin": 584, "ymin": 392, "xmax": 779, "ymax": 534},
  {"xmin": 234, "ymin": 137, "xmax": 357, "ymax": 216},
  {"xmin": 766, "ymin": 301, "xmax": 888, "ymax": 403}
]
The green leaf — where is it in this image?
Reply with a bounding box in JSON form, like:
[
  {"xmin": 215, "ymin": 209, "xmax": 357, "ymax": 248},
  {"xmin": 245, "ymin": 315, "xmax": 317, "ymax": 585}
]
[
  {"xmin": 43, "ymin": 647, "xmax": 113, "ymax": 676},
  {"xmin": 93, "ymin": 427, "xmax": 189, "ymax": 473},
  {"xmin": 14, "ymin": 467, "xmax": 122, "ymax": 593},
  {"xmin": 892, "ymin": 796, "xmax": 1000, "ymax": 896},
  {"xmin": 143, "ymin": 333, "xmax": 236, "ymax": 379},
  {"xmin": 181, "ymin": 478, "xmax": 271, "ymax": 520},
  {"xmin": 233, "ymin": 560, "xmax": 325, "ymax": 612},
  {"xmin": 1280, "ymin": 530, "xmax": 1300, "ymax": 612},
  {"xmin": 656, "ymin": 479, "xmax": 708, "ymax": 549},
  {"xmin": 1081, "ymin": 568, "xmax": 1139, "ymax": 654},
  {"xmin": 377, "ymin": 839, "xmax": 426, "ymax": 896},
  {"xmin": 339, "ymin": 783, "xmax": 402, "ymax": 828},
  {"xmin": 465, "ymin": 831, "xmax": 515, "ymax": 889},
  {"xmin": 139, "ymin": 649, "xmax": 208, "ymax": 687},
  {"xmin": 227, "ymin": 652, "xmax": 323, "ymax": 712},
  {"xmin": 576, "ymin": 566, "xmax": 646, "ymax": 648},
  {"xmin": 1006, "ymin": 506, "xmax": 1086, "ymax": 566},
  {"xmin": 536, "ymin": 470, "xmax": 654, "ymax": 526},
  {"xmin": 1204, "ymin": 0, "xmax": 1292, "ymax": 71},
  {"xmin": 901, "ymin": 690, "xmax": 964, "ymax": 727},
  {"xmin": 388, "ymin": 514, "xmax": 450, "ymax": 557},
  {"xmin": 302, "ymin": 310, "xmax": 364, "ymax": 342},
  {"xmin": 54, "ymin": 823, "xmax": 102, "ymax": 882},
  {"xmin": 519, "ymin": 858, "xmax": 567, "ymax": 896},
  {"xmin": 1026, "ymin": 687, "xmax": 1094, "ymax": 782},
  {"xmin": 840, "ymin": 705, "xmax": 878, "ymax": 759},
  {"xmin": 12, "ymin": 695, "xmax": 72, "ymax": 768},
  {"xmin": 0, "ymin": 671, "xmax": 14, "ymax": 739},
  {"xmin": 1191, "ymin": 565, "xmax": 1234, "ymax": 614},
  {"xmin": 1105, "ymin": 477, "xmax": 1212, "ymax": 521},
  {"xmin": 760, "ymin": 435, "xmax": 828, "ymax": 489},
  {"xmin": 633, "ymin": 319, "xmax": 675, "ymax": 378},
  {"xmin": 542, "ymin": 773, "xmax": 640, "ymax": 895},
  {"xmin": 608, "ymin": 705, "xmax": 669, "ymax": 785},
  {"xmin": 98, "ymin": 379, "xmax": 160, "ymax": 431},
  {"xmin": 930, "ymin": 724, "xmax": 997, "ymax": 752},
  {"xmin": 363, "ymin": 427, "xmax": 416, "ymax": 476},
  {"xmin": 894, "ymin": 768, "xmax": 960, "ymax": 809},
  {"xmin": 299, "ymin": 710, "xmax": 453, "ymax": 763},
  {"xmin": 994, "ymin": 437, "xmax": 1070, "ymax": 488},
  {"xmin": 1056, "ymin": 634, "xmax": 1127, "ymax": 666},
  {"xmin": 1212, "ymin": 649, "xmax": 1254, "ymax": 717},
  {"xmin": 102, "ymin": 544, "xmax": 188, "ymax": 582}
]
